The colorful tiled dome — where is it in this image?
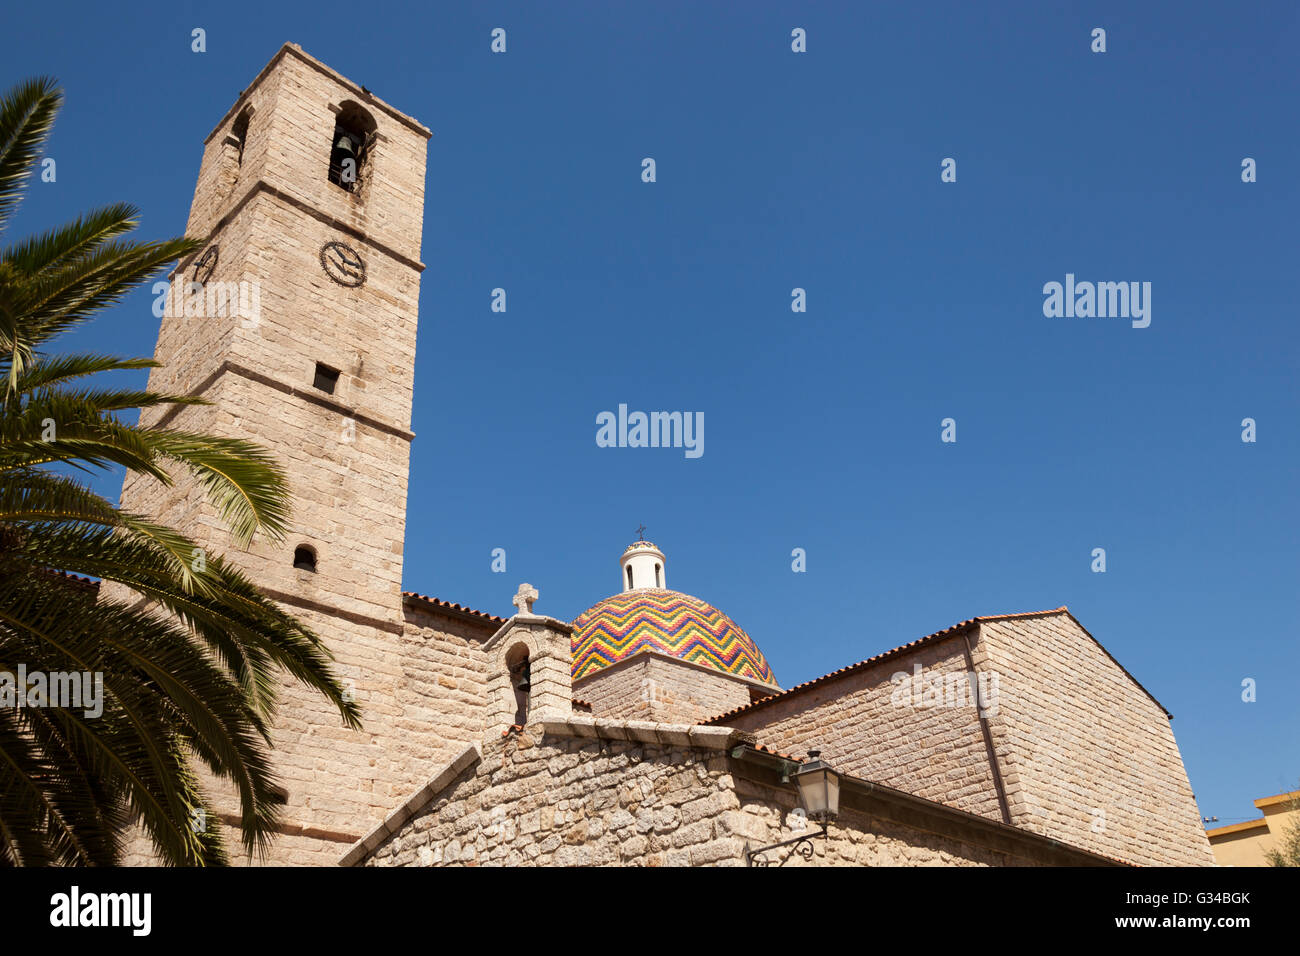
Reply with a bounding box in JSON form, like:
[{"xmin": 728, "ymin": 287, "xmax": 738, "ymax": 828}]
[{"xmin": 571, "ymin": 589, "xmax": 777, "ymax": 687}]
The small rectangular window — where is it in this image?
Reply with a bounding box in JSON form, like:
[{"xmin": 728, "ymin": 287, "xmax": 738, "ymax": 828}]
[{"xmin": 313, "ymin": 362, "xmax": 341, "ymax": 394}]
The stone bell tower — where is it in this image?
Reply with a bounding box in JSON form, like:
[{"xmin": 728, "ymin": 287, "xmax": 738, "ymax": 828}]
[
  {"xmin": 121, "ymin": 43, "xmax": 430, "ymax": 625},
  {"xmin": 115, "ymin": 45, "xmax": 437, "ymax": 865}
]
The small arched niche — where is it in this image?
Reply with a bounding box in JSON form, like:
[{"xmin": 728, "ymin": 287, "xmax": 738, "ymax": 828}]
[
  {"xmin": 292, "ymin": 545, "xmax": 317, "ymax": 573},
  {"xmin": 505, "ymin": 642, "xmax": 531, "ymax": 726}
]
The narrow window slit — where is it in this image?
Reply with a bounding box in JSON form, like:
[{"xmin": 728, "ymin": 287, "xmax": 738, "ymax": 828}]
[{"xmin": 313, "ymin": 362, "xmax": 340, "ymax": 394}]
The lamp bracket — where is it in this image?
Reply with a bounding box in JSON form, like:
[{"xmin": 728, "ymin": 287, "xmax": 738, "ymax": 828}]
[{"xmin": 744, "ymin": 824, "xmax": 828, "ymax": 867}]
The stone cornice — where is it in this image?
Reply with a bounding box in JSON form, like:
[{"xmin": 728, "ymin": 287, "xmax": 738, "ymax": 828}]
[
  {"xmin": 150, "ymin": 360, "xmax": 415, "ymax": 442},
  {"xmin": 484, "ymin": 613, "xmax": 575, "ymax": 651},
  {"xmin": 542, "ymin": 716, "xmax": 755, "ymax": 751},
  {"xmin": 261, "ymin": 588, "xmax": 404, "ymax": 635},
  {"xmin": 175, "ymin": 179, "xmax": 426, "ymax": 277},
  {"xmin": 216, "ymin": 811, "xmax": 360, "ymax": 846}
]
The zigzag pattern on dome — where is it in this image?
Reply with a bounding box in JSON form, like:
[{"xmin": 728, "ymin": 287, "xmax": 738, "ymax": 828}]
[{"xmin": 571, "ymin": 589, "xmax": 776, "ymax": 686}]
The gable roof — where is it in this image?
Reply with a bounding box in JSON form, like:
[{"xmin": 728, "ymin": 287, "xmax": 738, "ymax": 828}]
[{"xmin": 702, "ymin": 607, "xmax": 1172, "ymax": 724}]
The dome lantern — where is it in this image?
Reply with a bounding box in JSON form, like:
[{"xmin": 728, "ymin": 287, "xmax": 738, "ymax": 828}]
[{"xmin": 620, "ymin": 539, "xmax": 666, "ymax": 591}]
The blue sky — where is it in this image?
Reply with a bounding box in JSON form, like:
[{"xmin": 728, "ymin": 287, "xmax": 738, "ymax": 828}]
[{"xmin": 3, "ymin": 1, "xmax": 1296, "ymax": 829}]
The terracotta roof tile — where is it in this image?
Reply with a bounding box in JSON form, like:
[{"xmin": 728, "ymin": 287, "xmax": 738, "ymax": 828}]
[
  {"xmin": 36, "ymin": 569, "xmax": 101, "ymax": 592},
  {"xmin": 750, "ymin": 742, "xmax": 804, "ymax": 763},
  {"xmin": 402, "ymin": 591, "xmax": 506, "ymax": 624}
]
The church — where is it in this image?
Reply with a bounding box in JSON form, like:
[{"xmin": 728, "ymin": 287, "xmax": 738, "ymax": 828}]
[{"xmin": 118, "ymin": 44, "xmax": 1214, "ymax": 867}]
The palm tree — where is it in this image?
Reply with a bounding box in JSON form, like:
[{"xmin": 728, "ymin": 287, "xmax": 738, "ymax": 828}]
[{"xmin": 0, "ymin": 77, "xmax": 361, "ymax": 866}]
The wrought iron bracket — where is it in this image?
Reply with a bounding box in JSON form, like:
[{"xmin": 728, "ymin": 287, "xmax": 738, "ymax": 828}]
[{"xmin": 744, "ymin": 824, "xmax": 828, "ymax": 867}]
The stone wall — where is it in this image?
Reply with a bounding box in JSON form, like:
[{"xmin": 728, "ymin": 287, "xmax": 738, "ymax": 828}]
[
  {"xmin": 358, "ymin": 724, "xmax": 745, "ymax": 867},
  {"xmin": 978, "ymin": 614, "xmax": 1215, "ymax": 866},
  {"xmin": 353, "ymin": 719, "xmax": 1114, "ymax": 868},
  {"xmin": 715, "ymin": 611, "xmax": 1215, "ymax": 867},
  {"xmin": 575, "ymin": 654, "xmax": 759, "ymax": 725},
  {"xmin": 570, "ymin": 657, "xmax": 645, "ymax": 720},
  {"xmin": 716, "ymin": 629, "xmax": 1006, "ymax": 820},
  {"xmin": 726, "ymin": 777, "xmax": 1078, "ymax": 868},
  {"xmin": 119, "ymin": 599, "xmax": 499, "ymax": 866}
]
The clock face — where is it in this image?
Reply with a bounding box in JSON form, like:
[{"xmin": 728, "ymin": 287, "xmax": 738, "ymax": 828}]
[
  {"xmin": 192, "ymin": 246, "xmax": 218, "ymax": 284},
  {"xmin": 320, "ymin": 241, "xmax": 366, "ymax": 287}
]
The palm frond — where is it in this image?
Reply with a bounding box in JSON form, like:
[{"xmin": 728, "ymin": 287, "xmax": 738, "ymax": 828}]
[
  {"xmin": 1, "ymin": 202, "xmax": 142, "ymax": 276},
  {"xmin": 0, "ymin": 76, "xmax": 60, "ymax": 236},
  {"xmin": 145, "ymin": 431, "xmax": 292, "ymax": 545},
  {"xmin": 0, "ymin": 74, "xmax": 361, "ymax": 865},
  {"xmin": 11, "ymin": 353, "xmax": 159, "ymax": 393},
  {"xmin": 4, "ymin": 235, "xmax": 199, "ymax": 385}
]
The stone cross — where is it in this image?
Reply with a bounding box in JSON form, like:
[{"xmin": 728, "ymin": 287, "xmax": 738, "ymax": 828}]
[{"xmin": 513, "ymin": 582, "xmax": 539, "ymax": 616}]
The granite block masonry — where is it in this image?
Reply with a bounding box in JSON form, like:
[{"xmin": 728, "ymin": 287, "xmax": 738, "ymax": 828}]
[{"xmin": 109, "ymin": 44, "xmax": 1213, "ymax": 869}]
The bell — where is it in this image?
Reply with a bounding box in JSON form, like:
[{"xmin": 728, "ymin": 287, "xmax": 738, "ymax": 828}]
[
  {"xmin": 512, "ymin": 660, "xmax": 531, "ymax": 693},
  {"xmin": 334, "ymin": 133, "xmax": 355, "ymax": 155}
]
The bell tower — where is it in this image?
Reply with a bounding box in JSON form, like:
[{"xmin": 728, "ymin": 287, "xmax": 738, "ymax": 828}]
[{"xmin": 121, "ymin": 43, "xmax": 431, "ymax": 625}]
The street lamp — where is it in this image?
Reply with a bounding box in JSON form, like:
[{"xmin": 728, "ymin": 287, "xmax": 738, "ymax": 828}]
[
  {"xmin": 795, "ymin": 750, "xmax": 840, "ymax": 824},
  {"xmin": 746, "ymin": 749, "xmax": 841, "ymax": 866}
]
